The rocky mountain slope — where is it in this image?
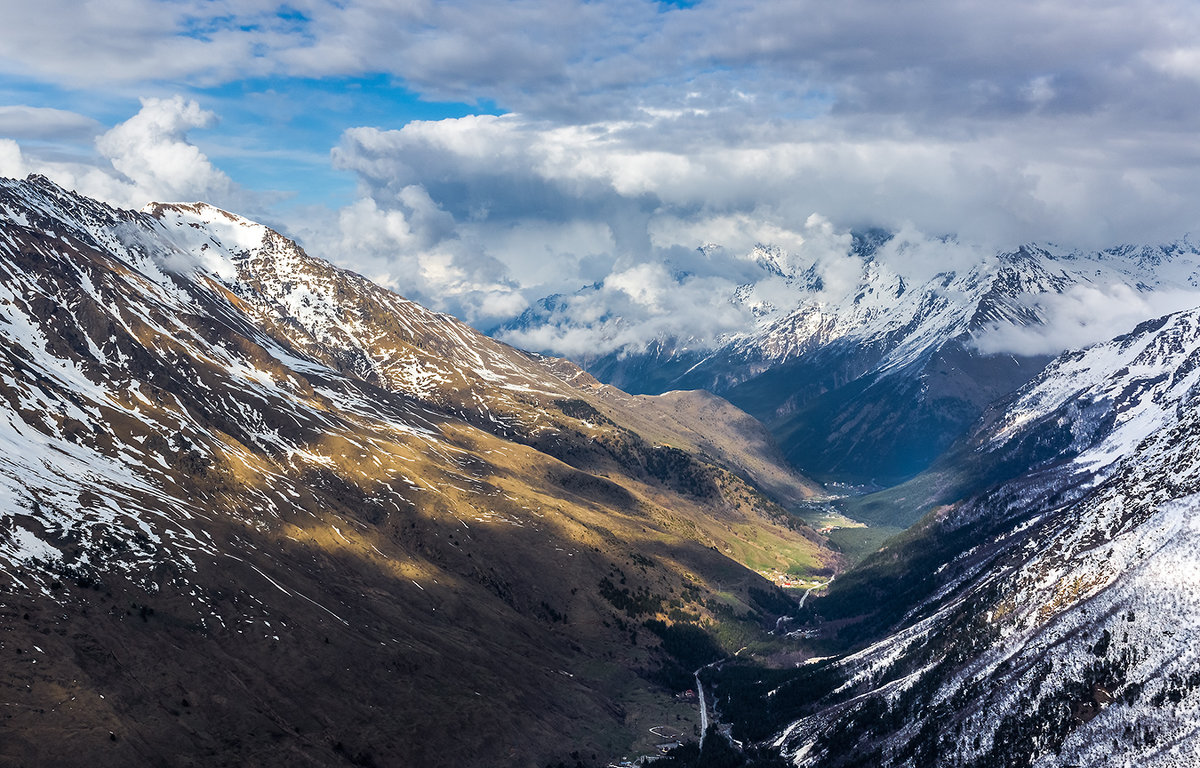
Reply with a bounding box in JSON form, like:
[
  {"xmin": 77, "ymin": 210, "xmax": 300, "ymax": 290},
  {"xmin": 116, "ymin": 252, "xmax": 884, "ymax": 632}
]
[
  {"xmin": 709, "ymin": 303, "xmax": 1200, "ymax": 767},
  {"xmin": 0, "ymin": 175, "xmax": 835, "ymax": 767},
  {"xmin": 505, "ymin": 234, "xmax": 1200, "ymax": 485}
]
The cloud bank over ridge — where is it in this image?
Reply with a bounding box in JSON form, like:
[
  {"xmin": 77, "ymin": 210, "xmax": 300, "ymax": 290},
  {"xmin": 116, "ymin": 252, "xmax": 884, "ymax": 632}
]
[{"xmin": 7, "ymin": 0, "xmax": 1200, "ymax": 357}]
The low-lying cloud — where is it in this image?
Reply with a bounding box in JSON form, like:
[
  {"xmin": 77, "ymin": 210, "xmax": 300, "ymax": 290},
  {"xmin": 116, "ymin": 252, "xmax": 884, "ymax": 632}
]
[
  {"xmin": 498, "ymin": 264, "xmax": 757, "ymax": 359},
  {"xmin": 286, "ymin": 105, "xmax": 1200, "ymax": 359},
  {"xmin": 974, "ymin": 284, "xmax": 1200, "ymax": 356}
]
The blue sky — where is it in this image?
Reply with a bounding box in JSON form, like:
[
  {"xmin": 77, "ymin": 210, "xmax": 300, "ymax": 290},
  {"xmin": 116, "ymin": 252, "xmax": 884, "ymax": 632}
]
[
  {"xmin": 4, "ymin": 0, "xmax": 1200, "ymax": 352},
  {"xmin": 193, "ymin": 76, "xmax": 502, "ymax": 209},
  {"xmin": 0, "ymin": 67, "xmax": 501, "ymax": 210}
]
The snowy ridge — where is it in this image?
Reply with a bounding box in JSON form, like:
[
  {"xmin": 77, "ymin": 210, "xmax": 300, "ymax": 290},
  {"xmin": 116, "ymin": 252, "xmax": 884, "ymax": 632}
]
[
  {"xmin": 515, "ymin": 236, "xmax": 1200, "ymax": 390},
  {"xmin": 149, "ymin": 203, "xmax": 573, "ymax": 395},
  {"xmin": 0, "ymin": 180, "xmax": 469, "ymax": 596},
  {"xmin": 772, "ymin": 303, "xmax": 1200, "ymax": 768},
  {"xmin": 707, "ymin": 240, "xmax": 1200, "ymax": 385},
  {"xmin": 535, "ymin": 234, "xmax": 1200, "ymax": 483},
  {"xmin": 988, "ymin": 309, "xmax": 1200, "ymax": 477}
]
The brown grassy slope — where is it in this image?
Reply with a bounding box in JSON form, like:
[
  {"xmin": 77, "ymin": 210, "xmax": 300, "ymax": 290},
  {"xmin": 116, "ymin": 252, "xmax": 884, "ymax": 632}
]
[{"xmin": 0, "ymin": 399, "xmax": 821, "ymax": 767}]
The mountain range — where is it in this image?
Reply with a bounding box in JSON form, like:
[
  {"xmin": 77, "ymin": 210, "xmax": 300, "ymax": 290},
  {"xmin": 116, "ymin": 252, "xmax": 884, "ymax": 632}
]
[
  {"xmin": 501, "ymin": 234, "xmax": 1200, "ymax": 487},
  {"xmin": 500, "ymin": 222, "xmax": 1200, "ymax": 767},
  {"xmin": 0, "ymin": 175, "xmax": 832, "ymax": 767},
  {"xmin": 5, "ymin": 174, "xmax": 1200, "ymax": 767}
]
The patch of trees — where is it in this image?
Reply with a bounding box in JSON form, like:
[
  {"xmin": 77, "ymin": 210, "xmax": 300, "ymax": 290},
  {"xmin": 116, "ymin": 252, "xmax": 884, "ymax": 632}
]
[
  {"xmin": 537, "ymin": 600, "xmax": 568, "ymax": 624},
  {"xmin": 597, "ymin": 577, "xmax": 663, "ymax": 618},
  {"xmin": 710, "ymin": 660, "xmax": 847, "ymax": 743},
  {"xmin": 1149, "ymin": 669, "xmax": 1200, "ymax": 707},
  {"xmin": 746, "ymin": 585, "xmax": 795, "ymax": 617},
  {"xmin": 590, "ymin": 430, "xmax": 720, "ymax": 499},
  {"xmin": 644, "ymin": 620, "xmax": 723, "ymax": 669},
  {"xmin": 553, "ymin": 398, "xmax": 613, "ymax": 426},
  {"xmin": 641, "ymin": 620, "xmax": 722, "ymax": 691}
]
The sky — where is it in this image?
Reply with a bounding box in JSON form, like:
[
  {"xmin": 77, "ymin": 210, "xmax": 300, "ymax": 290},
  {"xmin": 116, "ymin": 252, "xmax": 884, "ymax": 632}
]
[{"xmin": 4, "ymin": 0, "xmax": 1200, "ymax": 355}]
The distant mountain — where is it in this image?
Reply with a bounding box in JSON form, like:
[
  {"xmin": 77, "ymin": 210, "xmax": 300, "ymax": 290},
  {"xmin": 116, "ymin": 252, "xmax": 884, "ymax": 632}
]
[
  {"xmin": 0, "ymin": 176, "xmax": 834, "ymax": 767},
  {"xmin": 710, "ymin": 303, "xmax": 1200, "ymax": 767},
  {"xmin": 501, "ymin": 233, "xmax": 1200, "ymax": 487}
]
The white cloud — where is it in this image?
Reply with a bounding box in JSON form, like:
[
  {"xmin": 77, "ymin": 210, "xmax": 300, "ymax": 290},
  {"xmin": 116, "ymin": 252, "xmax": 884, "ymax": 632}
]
[
  {"xmin": 0, "ymin": 139, "xmax": 25, "ymax": 178},
  {"xmin": 607, "ymin": 263, "xmax": 669, "ymax": 308},
  {"xmin": 317, "ymin": 193, "xmax": 526, "ymax": 326},
  {"xmin": 1, "ymin": 97, "xmax": 251, "ymax": 213},
  {"xmin": 973, "ymin": 284, "xmax": 1200, "ymax": 356},
  {"xmin": 496, "ymin": 268, "xmax": 756, "ymax": 359},
  {"xmin": 871, "ymin": 228, "xmax": 992, "ymax": 285},
  {"xmin": 649, "ymin": 212, "xmax": 814, "ymax": 257},
  {"xmin": 10, "ymin": 1, "xmax": 1200, "ymax": 359},
  {"xmin": 95, "ymin": 96, "xmax": 237, "ymax": 205},
  {"xmin": 334, "ymin": 108, "xmax": 1200, "ymax": 255}
]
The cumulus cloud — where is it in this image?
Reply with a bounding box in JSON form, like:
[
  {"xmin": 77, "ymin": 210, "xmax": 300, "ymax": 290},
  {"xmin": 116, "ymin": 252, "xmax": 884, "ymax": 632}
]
[
  {"xmin": 316, "ymin": 191, "xmax": 527, "ymax": 325},
  {"xmin": 2, "ymin": 97, "xmax": 249, "ymax": 212},
  {"xmin": 332, "ymin": 107, "xmax": 1200, "ymax": 258},
  {"xmin": 0, "ymin": 139, "xmax": 24, "ymax": 178},
  {"xmin": 974, "ymin": 284, "xmax": 1200, "ymax": 356},
  {"xmin": 96, "ymin": 96, "xmax": 238, "ymax": 205}
]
